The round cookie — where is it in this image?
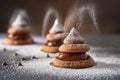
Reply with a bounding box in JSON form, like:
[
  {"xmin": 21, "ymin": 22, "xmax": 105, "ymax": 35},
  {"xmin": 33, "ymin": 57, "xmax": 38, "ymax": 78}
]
[
  {"xmin": 4, "ymin": 13, "xmax": 34, "ymax": 45},
  {"xmin": 53, "ymin": 55, "xmax": 95, "ymax": 69},
  {"xmin": 8, "ymin": 27, "xmax": 31, "ymax": 34},
  {"xmin": 42, "ymin": 19, "xmax": 67, "ymax": 54},
  {"xmin": 42, "ymin": 45, "xmax": 59, "ymax": 53},
  {"xmin": 59, "ymin": 44, "xmax": 90, "ymax": 53},
  {"xmin": 53, "ymin": 27, "xmax": 95, "ymax": 69},
  {"xmin": 4, "ymin": 37, "xmax": 34, "ymax": 45},
  {"xmin": 46, "ymin": 33, "xmax": 68, "ymax": 41}
]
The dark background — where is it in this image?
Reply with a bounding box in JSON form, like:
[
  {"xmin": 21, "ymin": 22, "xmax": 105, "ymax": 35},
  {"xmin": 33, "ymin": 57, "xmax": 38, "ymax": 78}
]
[{"xmin": 0, "ymin": 0, "xmax": 120, "ymax": 34}]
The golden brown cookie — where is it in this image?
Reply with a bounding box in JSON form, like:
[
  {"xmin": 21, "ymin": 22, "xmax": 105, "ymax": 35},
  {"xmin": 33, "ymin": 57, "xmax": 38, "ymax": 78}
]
[
  {"xmin": 52, "ymin": 27, "xmax": 95, "ymax": 69},
  {"xmin": 42, "ymin": 19, "xmax": 67, "ymax": 53},
  {"xmin": 53, "ymin": 55, "xmax": 95, "ymax": 69},
  {"xmin": 46, "ymin": 33, "xmax": 68, "ymax": 42},
  {"xmin": 3, "ymin": 37, "xmax": 34, "ymax": 45},
  {"xmin": 8, "ymin": 27, "xmax": 31, "ymax": 34},
  {"xmin": 42, "ymin": 45, "xmax": 59, "ymax": 53},
  {"xmin": 59, "ymin": 44, "xmax": 90, "ymax": 53}
]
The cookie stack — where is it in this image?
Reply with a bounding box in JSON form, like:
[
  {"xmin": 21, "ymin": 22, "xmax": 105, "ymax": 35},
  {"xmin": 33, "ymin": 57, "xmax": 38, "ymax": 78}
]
[
  {"xmin": 4, "ymin": 14, "xmax": 34, "ymax": 45},
  {"xmin": 42, "ymin": 19, "xmax": 67, "ymax": 53},
  {"xmin": 53, "ymin": 27, "xmax": 95, "ymax": 69}
]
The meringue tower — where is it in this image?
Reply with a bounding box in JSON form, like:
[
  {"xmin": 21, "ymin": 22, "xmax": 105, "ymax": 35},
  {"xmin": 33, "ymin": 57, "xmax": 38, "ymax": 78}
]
[
  {"xmin": 42, "ymin": 19, "xmax": 67, "ymax": 55},
  {"xmin": 4, "ymin": 14, "xmax": 34, "ymax": 45},
  {"xmin": 53, "ymin": 27, "xmax": 95, "ymax": 69}
]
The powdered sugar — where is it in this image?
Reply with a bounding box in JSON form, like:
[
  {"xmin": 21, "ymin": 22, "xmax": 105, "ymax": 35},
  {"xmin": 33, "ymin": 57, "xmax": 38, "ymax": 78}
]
[
  {"xmin": 11, "ymin": 14, "xmax": 28, "ymax": 30},
  {"xmin": 55, "ymin": 33, "xmax": 67, "ymax": 38},
  {"xmin": 64, "ymin": 5, "xmax": 100, "ymax": 33},
  {"xmin": 61, "ymin": 44, "xmax": 89, "ymax": 49},
  {"xmin": 49, "ymin": 19, "xmax": 64, "ymax": 33},
  {"xmin": 16, "ymin": 47, "xmax": 120, "ymax": 80},
  {"xmin": 64, "ymin": 27, "xmax": 84, "ymax": 44},
  {"xmin": 0, "ymin": 34, "xmax": 120, "ymax": 80},
  {"xmin": 59, "ymin": 43, "xmax": 90, "ymax": 53},
  {"xmin": 54, "ymin": 32, "xmax": 68, "ymax": 39}
]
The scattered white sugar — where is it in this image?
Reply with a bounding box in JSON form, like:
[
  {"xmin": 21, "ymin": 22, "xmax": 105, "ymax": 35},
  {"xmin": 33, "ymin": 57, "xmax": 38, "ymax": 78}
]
[
  {"xmin": 16, "ymin": 47, "xmax": 120, "ymax": 80},
  {"xmin": 49, "ymin": 19, "xmax": 64, "ymax": 33},
  {"xmin": 11, "ymin": 14, "xmax": 28, "ymax": 30},
  {"xmin": 64, "ymin": 27, "xmax": 84, "ymax": 44},
  {"xmin": 0, "ymin": 35, "xmax": 120, "ymax": 80}
]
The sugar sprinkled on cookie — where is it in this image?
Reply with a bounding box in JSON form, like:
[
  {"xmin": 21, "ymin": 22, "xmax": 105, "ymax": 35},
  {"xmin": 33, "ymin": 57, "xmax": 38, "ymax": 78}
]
[
  {"xmin": 64, "ymin": 27, "xmax": 84, "ymax": 44},
  {"xmin": 11, "ymin": 14, "xmax": 28, "ymax": 30},
  {"xmin": 49, "ymin": 19, "xmax": 64, "ymax": 34},
  {"xmin": 53, "ymin": 27, "xmax": 95, "ymax": 69},
  {"xmin": 4, "ymin": 12, "xmax": 34, "ymax": 45},
  {"xmin": 42, "ymin": 19, "xmax": 67, "ymax": 54}
]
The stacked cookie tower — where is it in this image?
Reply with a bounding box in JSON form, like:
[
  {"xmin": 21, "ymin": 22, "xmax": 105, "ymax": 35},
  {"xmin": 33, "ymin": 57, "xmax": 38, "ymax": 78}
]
[
  {"xmin": 53, "ymin": 27, "xmax": 95, "ymax": 69},
  {"xmin": 42, "ymin": 19, "xmax": 67, "ymax": 54},
  {"xmin": 4, "ymin": 14, "xmax": 34, "ymax": 45}
]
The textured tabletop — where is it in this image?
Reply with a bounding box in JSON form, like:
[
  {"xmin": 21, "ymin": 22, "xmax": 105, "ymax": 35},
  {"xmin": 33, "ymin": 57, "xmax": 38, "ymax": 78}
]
[{"xmin": 0, "ymin": 34, "xmax": 120, "ymax": 80}]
